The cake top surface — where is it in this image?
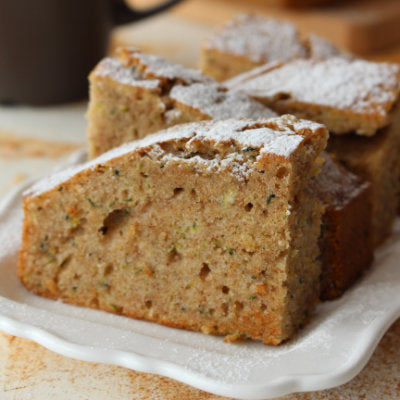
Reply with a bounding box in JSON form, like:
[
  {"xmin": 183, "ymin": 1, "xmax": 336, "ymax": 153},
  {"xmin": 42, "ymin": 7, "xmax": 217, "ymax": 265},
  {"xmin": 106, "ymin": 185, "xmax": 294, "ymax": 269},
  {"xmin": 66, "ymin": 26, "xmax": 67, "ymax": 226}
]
[
  {"xmin": 26, "ymin": 116, "xmax": 326, "ymax": 197},
  {"xmin": 94, "ymin": 57, "xmax": 160, "ymax": 89},
  {"xmin": 120, "ymin": 48, "xmax": 212, "ymax": 84},
  {"xmin": 312, "ymin": 153, "xmax": 369, "ymax": 209},
  {"xmin": 204, "ymin": 14, "xmax": 307, "ymax": 63},
  {"xmin": 228, "ymin": 57, "xmax": 400, "ymax": 117},
  {"xmin": 93, "ymin": 48, "xmax": 213, "ymax": 89},
  {"xmin": 170, "ymin": 83, "xmax": 277, "ymax": 119}
]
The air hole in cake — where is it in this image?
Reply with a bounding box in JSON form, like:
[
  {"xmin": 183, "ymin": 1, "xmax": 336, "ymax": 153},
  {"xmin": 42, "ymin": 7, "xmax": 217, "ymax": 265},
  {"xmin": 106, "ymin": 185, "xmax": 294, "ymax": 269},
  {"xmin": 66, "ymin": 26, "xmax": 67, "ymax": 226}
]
[
  {"xmin": 167, "ymin": 248, "xmax": 181, "ymax": 264},
  {"xmin": 145, "ymin": 300, "xmax": 152, "ymax": 309},
  {"xmin": 234, "ymin": 301, "xmax": 244, "ymax": 314},
  {"xmin": 261, "ymin": 304, "xmax": 267, "ymax": 312},
  {"xmin": 185, "ymin": 151, "xmax": 215, "ymax": 160},
  {"xmin": 222, "ymin": 285, "xmax": 230, "ymax": 294},
  {"xmin": 209, "ymin": 308, "xmax": 215, "ymax": 316},
  {"xmin": 104, "ymin": 264, "xmax": 114, "ymax": 276},
  {"xmin": 60, "ymin": 255, "xmax": 72, "ymax": 268},
  {"xmin": 274, "ymin": 92, "xmax": 291, "ymax": 101},
  {"xmin": 222, "ymin": 302, "xmax": 229, "ymax": 316},
  {"xmin": 73, "ymin": 273, "xmax": 81, "ymax": 280},
  {"xmin": 276, "ymin": 167, "xmax": 288, "ymax": 179},
  {"xmin": 69, "ymin": 218, "xmax": 87, "ymax": 236},
  {"xmin": 99, "ymin": 226, "xmax": 108, "ymax": 235},
  {"xmin": 263, "ymin": 209, "xmax": 268, "ymax": 217},
  {"xmin": 245, "ymin": 203, "xmax": 253, "ymax": 212},
  {"xmin": 173, "ymin": 187, "xmax": 184, "ymax": 197},
  {"xmin": 199, "ymin": 263, "xmax": 211, "ymax": 280},
  {"xmin": 100, "ymin": 209, "xmax": 128, "ymax": 237}
]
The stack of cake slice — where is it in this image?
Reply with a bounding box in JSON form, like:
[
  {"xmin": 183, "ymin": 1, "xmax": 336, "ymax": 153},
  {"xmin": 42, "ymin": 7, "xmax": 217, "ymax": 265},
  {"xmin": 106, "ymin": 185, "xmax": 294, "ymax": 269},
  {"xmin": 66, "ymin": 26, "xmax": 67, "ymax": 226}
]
[
  {"xmin": 227, "ymin": 56, "xmax": 400, "ymax": 246},
  {"xmin": 17, "ymin": 48, "xmax": 376, "ymax": 345},
  {"xmin": 87, "ymin": 49, "xmax": 374, "ymax": 300}
]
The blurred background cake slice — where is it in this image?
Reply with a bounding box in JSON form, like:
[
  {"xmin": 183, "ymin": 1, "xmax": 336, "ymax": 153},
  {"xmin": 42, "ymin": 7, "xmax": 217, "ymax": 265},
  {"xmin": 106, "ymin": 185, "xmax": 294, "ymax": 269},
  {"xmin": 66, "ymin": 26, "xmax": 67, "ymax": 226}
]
[{"xmin": 199, "ymin": 14, "xmax": 349, "ymax": 82}]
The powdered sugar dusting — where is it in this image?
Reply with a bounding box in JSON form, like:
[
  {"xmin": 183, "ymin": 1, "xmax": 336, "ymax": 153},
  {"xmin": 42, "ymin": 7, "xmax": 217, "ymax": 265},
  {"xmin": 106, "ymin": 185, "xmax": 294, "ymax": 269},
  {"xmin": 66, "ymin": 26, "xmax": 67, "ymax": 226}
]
[
  {"xmin": 159, "ymin": 151, "xmax": 252, "ymax": 182},
  {"xmin": 94, "ymin": 57, "xmax": 160, "ymax": 89},
  {"xmin": 205, "ymin": 13, "xmax": 307, "ymax": 63},
  {"xmin": 170, "ymin": 83, "xmax": 277, "ymax": 119},
  {"xmin": 230, "ymin": 57, "xmax": 400, "ymax": 116},
  {"xmin": 25, "ymin": 117, "xmax": 323, "ymax": 197},
  {"xmin": 133, "ymin": 51, "xmax": 213, "ymax": 84}
]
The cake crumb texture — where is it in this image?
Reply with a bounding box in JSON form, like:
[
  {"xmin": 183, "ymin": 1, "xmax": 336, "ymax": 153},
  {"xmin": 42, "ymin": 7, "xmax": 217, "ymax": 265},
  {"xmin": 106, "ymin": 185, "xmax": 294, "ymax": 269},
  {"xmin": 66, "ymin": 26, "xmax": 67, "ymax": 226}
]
[{"xmin": 19, "ymin": 117, "xmax": 328, "ymax": 345}]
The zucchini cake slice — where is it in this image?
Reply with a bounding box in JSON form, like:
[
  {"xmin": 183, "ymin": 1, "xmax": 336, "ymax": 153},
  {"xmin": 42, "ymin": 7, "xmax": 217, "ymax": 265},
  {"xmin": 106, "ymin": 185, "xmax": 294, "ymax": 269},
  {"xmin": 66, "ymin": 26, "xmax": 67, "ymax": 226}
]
[
  {"xmin": 19, "ymin": 116, "xmax": 327, "ymax": 345},
  {"xmin": 87, "ymin": 48, "xmax": 276, "ymax": 158}
]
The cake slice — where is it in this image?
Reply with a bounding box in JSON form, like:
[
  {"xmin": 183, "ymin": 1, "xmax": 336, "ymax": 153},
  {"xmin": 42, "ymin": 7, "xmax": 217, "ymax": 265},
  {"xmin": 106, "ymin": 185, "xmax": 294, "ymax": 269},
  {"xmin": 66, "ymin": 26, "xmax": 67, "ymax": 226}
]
[
  {"xmin": 312, "ymin": 153, "xmax": 373, "ymax": 300},
  {"xmin": 228, "ymin": 57, "xmax": 400, "ymax": 245},
  {"xmin": 199, "ymin": 14, "xmax": 349, "ymax": 82},
  {"xmin": 87, "ymin": 48, "xmax": 276, "ymax": 158},
  {"xmin": 226, "ymin": 57, "xmax": 400, "ymax": 136},
  {"xmin": 19, "ymin": 116, "xmax": 328, "ymax": 345},
  {"xmin": 200, "ymin": 14, "xmax": 307, "ymax": 82}
]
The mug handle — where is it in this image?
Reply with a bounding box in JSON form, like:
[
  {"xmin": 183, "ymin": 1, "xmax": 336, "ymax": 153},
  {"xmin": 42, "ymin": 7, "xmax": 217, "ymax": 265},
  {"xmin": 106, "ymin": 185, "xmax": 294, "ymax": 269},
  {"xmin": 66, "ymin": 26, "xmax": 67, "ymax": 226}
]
[{"xmin": 111, "ymin": 0, "xmax": 184, "ymax": 25}]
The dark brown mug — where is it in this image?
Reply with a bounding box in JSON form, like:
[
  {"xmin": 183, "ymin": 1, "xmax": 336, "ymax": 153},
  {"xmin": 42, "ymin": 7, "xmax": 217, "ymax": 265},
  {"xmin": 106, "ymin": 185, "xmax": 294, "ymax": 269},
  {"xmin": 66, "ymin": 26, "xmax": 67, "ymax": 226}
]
[{"xmin": 0, "ymin": 0, "xmax": 182, "ymax": 105}]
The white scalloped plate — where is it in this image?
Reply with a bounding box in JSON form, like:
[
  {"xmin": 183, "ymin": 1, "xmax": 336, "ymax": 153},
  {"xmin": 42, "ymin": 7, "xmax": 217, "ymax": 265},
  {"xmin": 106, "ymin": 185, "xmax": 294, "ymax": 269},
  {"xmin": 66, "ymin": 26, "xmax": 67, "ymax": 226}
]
[{"xmin": 1, "ymin": 150, "xmax": 400, "ymax": 400}]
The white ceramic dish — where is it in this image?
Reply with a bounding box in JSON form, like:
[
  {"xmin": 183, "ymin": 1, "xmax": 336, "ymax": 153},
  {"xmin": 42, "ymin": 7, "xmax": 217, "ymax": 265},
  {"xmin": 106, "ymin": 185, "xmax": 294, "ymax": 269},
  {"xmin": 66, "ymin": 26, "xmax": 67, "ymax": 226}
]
[{"xmin": 1, "ymin": 151, "xmax": 399, "ymax": 400}]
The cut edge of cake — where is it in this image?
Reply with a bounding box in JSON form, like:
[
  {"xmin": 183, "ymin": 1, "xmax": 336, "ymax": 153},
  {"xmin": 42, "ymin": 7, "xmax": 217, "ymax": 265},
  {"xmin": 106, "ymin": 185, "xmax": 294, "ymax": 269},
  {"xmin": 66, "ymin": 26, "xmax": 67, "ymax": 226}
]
[{"xmin": 19, "ymin": 116, "xmax": 328, "ymax": 346}]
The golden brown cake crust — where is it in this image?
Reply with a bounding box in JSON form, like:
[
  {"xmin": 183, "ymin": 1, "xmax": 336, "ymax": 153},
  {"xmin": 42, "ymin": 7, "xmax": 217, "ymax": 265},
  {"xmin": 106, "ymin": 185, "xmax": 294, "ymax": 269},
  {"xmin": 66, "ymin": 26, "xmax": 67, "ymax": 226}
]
[{"xmin": 19, "ymin": 117, "xmax": 328, "ymax": 346}]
